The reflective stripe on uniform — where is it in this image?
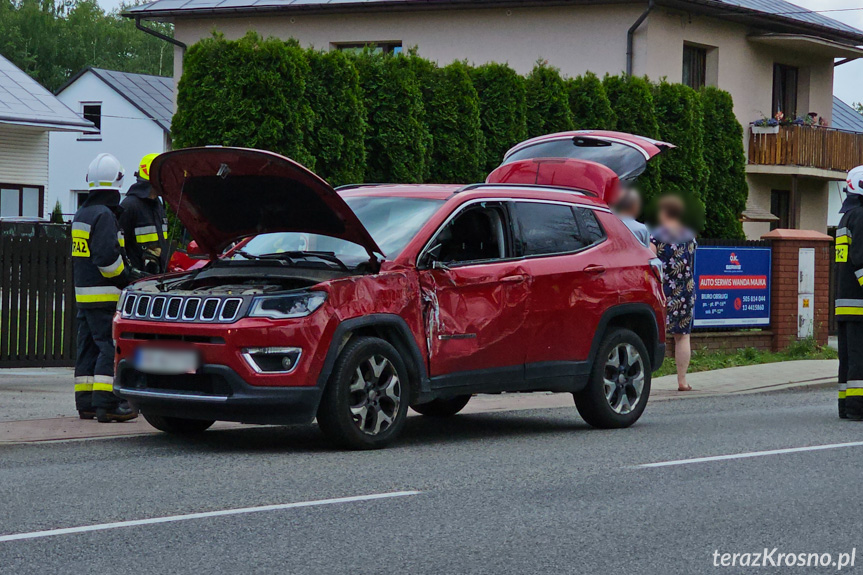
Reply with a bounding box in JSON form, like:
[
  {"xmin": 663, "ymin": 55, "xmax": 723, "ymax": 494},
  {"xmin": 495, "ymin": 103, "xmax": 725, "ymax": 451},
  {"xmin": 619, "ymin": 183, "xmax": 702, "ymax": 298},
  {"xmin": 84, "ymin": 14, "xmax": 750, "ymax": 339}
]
[
  {"xmin": 97, "ymin": 254, "xmax": 125, "ymax": 278},
  {"xmin": 74, "ymin": 375, "xmax": 93, "ymax": 393},
  {"xmin": 163, "ymin": 224, "xmax": 169, "ymax": 239},
  {"xmin": 836, "ymin": 299, "xmax": 863, "ymax": 315},
  {"xmin": 117, "ymin": 231, "xmax": 125, "ymax": 248},
  {"xmin": 856, "ymin": 268, "xmax": 863, "ymax": 286},
  {"xmin": 71, "ymin": 222, "xmax": 91, "ymax": 239},
  {"xmin": 845, "ymin": 382, "xmax": 863, "ymax": 397},
  {"xmin": 75, "ymin": 286, "xmax": 121, "ymax": 303},
  {"xmin": 92, "ymin": 375, "xmax": 113, "ymax": 392},
  {"xmin": 135, "ymin": 225, "xmax": 159, "ymax": 243},
  {"xmin": 88, "ymin": 181, "xmax": 116, "ymax": 188}
]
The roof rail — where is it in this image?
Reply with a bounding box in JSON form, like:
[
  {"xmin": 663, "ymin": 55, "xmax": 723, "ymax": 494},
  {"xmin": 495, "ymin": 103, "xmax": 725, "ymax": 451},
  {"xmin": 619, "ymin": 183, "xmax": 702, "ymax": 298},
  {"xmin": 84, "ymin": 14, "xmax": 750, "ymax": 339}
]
[
  {"xmin": 334, "ymin": 183, "xmax": 395, "ymax": 191},
  {"xmin": 454, "ymin": 182, "xmax": 598, "ymax": 198}
]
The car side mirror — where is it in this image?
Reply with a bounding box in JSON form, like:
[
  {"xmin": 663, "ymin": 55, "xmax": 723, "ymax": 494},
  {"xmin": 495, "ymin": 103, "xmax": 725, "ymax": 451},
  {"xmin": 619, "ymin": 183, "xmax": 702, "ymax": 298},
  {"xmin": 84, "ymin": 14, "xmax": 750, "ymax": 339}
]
[{"xmin": 186, "ymin": 240, "xmax": 206, "ymax": 259}]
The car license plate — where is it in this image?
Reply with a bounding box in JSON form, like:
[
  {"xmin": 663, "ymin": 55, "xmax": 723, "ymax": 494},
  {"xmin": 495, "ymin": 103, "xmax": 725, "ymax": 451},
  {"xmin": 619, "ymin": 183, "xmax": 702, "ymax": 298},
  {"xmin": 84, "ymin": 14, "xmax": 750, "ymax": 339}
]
[{"xmin": 134, "ymin": 348, "xmax": 199, "ymax": 375}]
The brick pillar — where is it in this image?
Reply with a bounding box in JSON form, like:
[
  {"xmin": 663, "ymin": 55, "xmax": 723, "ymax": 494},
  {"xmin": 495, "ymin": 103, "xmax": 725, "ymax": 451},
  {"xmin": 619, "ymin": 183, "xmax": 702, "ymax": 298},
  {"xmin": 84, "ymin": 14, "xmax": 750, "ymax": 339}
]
[{"xmin": 761, "ymin": 229, "xmax": 833, "ymax": 351}]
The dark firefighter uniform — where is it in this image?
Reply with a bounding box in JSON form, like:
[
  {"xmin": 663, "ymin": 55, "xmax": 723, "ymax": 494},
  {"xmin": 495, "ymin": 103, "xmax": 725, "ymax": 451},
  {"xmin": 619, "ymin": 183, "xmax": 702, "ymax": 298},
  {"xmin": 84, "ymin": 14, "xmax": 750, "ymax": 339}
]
[
  {"xmin": 119, "ymin": 176, "xmax": 169, "ymax": 274},
  {"xmin": 72, "ymin": 187, "xmax": 134, "ymax": 420},
  {"xmin": 836, "ymin": 190, "xmax": 863, "ymax": 420}
]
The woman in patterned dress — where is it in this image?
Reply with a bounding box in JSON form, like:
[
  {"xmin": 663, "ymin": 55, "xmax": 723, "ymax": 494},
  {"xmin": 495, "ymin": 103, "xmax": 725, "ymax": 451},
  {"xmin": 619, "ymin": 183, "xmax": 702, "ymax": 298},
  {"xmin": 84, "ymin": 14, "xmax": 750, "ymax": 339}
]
[{"xmin": 650, "ymin": 196, "xmax": 697, "ymax": 392}]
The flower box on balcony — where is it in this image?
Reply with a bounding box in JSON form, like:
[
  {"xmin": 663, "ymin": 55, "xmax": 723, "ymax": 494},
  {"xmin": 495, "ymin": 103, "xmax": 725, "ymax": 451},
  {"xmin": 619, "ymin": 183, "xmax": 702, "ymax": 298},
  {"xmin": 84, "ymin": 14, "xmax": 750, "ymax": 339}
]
[{"xmin": 752, "ymin": 125, "xmax": 780, "ymax": 135}]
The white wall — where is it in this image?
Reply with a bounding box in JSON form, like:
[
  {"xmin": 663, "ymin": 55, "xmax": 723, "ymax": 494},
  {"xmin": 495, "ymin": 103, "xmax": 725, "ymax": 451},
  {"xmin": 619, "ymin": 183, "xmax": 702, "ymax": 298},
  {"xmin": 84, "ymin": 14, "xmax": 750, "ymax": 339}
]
[
  {"xmin": 0, "ymin": 124, "xmax": 50, "ymax": 217},
  {"xmin": 48, "ymin": 72, "xmax": 169, "ymax": 218}
]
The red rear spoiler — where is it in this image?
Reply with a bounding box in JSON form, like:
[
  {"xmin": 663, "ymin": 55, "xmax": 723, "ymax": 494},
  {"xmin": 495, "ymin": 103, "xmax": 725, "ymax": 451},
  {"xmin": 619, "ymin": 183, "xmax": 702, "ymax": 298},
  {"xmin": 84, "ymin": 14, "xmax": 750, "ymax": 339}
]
[{"xmin": 486, "ymin": 158, "xmax": 621, "ymax": 205}]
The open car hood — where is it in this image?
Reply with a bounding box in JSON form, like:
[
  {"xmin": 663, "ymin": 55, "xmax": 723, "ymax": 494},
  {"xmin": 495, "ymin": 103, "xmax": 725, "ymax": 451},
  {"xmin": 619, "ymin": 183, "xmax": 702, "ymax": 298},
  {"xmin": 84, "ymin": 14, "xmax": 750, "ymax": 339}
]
[
  {"xmin": 150, "ymin": 147, "xmax": 382, "ymax": 259},
  {"xmin": 500, "ymin": 130, "xmax": 674, "ymax": 182}
]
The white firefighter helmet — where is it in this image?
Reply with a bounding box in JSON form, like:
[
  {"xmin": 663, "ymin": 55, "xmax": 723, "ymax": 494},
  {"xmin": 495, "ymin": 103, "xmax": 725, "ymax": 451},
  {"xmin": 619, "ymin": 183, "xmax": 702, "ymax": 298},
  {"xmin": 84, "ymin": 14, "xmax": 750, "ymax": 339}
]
[
  {"xmin": 847, "ymin": 165, "xmax": 863, "ymax": 195},
  {"xmin": 86, "ymin": 153, "xmax": 124, "ymax": 191}
]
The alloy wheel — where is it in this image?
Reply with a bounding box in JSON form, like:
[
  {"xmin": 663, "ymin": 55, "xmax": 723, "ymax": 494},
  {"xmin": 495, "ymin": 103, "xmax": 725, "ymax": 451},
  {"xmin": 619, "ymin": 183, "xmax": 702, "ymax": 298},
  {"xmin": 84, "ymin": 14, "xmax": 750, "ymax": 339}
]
[
  {"xmin": 602, "ymin": 343, "xmax": 645, "ymax": 415},
  {"xmin": 348, "ymin": 355, "xmax": 401, "ymax": 435}
]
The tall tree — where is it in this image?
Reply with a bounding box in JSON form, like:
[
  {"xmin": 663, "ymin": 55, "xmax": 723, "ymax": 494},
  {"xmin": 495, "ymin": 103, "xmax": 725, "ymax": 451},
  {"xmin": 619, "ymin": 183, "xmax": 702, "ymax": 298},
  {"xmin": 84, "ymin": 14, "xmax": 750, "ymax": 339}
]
[
  {"xmin": 422, "ymin": 61, "xmax": 484, "ymax": 183},
  {"xmin": 305, "ymin": 49, "xmax": 367, "ymax": 186},
  {"xmin": 470, "ymin": 62, "xmax": 527, "ymax": 174},
  {"xmin": 0, "ymin": 0, "xmax": 174, "ymax": 92},
  {"xmin": 604, "ymin": 74, "xmax": 662, "ymax": 204},
  {"xmin": 525, "ymin": 60, "xmax": 573, "ymax": 138},
  {"xmin": 701, "ymin": 87, "xmax": 747, "ymax": 239},
  {"xmin": 567, "ymin": 72, "xmax": 616, "ymax": 130}
]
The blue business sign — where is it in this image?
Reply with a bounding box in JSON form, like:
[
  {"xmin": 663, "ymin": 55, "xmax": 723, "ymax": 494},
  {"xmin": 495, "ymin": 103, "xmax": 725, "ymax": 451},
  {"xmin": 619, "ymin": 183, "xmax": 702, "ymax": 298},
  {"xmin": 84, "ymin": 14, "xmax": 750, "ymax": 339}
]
[{"xmin": 693, "ymin": 246, "xmax": 772, "ymax": 328}]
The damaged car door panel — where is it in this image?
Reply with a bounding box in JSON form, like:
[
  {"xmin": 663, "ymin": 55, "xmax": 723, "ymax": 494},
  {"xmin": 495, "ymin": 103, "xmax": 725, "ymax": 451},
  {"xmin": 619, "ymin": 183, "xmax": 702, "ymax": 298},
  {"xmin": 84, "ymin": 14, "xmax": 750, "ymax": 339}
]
[{"xmin": 113, "ymin": 131, "xmax": 669, "ymax": 449}]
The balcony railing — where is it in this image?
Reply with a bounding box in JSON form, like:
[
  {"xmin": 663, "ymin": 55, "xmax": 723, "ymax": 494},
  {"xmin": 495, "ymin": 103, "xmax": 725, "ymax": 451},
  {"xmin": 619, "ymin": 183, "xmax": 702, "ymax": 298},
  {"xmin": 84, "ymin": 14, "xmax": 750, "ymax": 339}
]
[{"xmin": 748, "ymin": 125, "xmax": 863, "ymax": 173}]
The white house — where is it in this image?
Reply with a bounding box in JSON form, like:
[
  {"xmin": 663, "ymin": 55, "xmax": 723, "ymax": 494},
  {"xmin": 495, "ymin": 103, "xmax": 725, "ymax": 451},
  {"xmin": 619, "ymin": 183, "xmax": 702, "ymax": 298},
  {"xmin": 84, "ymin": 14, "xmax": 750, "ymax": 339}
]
[
  {"xmin": 48, "ymin": 68, "xmax": 173, "ymax": 216},
  {"xmin": 0, "ymin": 54, "xmax": 93, "ymax": 219}
]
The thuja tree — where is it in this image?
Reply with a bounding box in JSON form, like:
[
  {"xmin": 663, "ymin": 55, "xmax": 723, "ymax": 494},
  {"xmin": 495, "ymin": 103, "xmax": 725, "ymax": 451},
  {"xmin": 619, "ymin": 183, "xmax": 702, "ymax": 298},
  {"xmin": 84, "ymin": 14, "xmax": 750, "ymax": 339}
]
[
  {"xmin": 423, "ymin": 61, "xmax": 484, "ymax": 183},
  {"xmin": 604, "ymin": 74, "xmax": 662, "ymax": 203},
  {"xmin": 305, "ymin": 49, "xmax": 367, "ymax": 186},
  {"xmin": 470, "ymin": 62, "xmax": 527, "ymax": 174},
  {"xmin": 700, "ymin": 87, "xmax": 747, "ymax": 239},
  {"xmin": 525, "ymin": 60, "xmax": 573, "ymax": 138},
  {"xmin": 173, "ymin": 32, "xmax": 314, "ymax": 167},
  {"xmin": 567, "ymin": 72, "xmax": 616, "ymax": 130},
  {"xmin": 353, "ymin": 51, "xmax": 431, "ymax": 183}
]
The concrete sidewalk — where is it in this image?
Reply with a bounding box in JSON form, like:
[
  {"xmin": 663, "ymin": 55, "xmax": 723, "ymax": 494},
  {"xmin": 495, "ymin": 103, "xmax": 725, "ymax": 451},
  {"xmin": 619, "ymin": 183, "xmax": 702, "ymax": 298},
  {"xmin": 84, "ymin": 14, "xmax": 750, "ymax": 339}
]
[{"xmin": 0, "ymin": 360, "xmax": 838, "ymax": 444}]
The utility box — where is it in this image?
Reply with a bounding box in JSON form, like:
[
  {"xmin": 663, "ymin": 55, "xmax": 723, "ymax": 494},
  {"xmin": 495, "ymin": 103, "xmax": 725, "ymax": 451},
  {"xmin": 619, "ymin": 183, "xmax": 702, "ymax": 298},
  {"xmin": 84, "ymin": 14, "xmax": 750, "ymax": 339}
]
[{"xmin": 797, "ymin": 248, "xmax": 815, "ymax": 339}]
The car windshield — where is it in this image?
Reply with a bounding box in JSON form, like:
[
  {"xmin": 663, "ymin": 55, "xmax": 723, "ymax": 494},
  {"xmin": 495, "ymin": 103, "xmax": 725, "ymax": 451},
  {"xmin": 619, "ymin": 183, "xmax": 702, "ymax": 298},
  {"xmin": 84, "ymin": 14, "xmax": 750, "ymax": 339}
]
[{"xmin": 231, "ymin": 196, "xmax": 443, "ymax": 266}]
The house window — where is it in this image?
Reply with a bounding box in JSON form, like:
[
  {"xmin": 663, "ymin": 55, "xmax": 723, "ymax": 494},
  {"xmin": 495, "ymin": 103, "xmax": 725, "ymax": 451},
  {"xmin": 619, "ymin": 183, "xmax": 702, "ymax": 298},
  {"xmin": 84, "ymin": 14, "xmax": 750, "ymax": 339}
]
[
  {"xmin": 682, "ymin": 44, "xmax": 707, "ymax": 90},
  {"xmin": 81, "ymin": 102, "xmax": 102, "ymax": 137},
  {"xmin": 772, "ymin": 64, "xmax": 798, "ymax": 118},
  {"xmin": 334, "ymin": 42, "xmax": 403, "ymax": 55},
  {"xmin": 0, "ymin": 185, "xmax": 44, "ymax": 218},
  {"xmin": 770, "ymin": 189, "xmax": 790, "ymax": 231}
]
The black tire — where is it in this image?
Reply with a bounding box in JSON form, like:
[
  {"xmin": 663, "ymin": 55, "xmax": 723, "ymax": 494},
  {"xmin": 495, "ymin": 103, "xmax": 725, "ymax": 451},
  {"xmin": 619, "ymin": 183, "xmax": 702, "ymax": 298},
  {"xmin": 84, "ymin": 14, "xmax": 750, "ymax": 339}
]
[
  {"xmin": 411, "ymin": 395, "xmax": 471, "ymax": 417},
  {"xmin": 143, "ymin": 413, "xmax": 215, "ymax": 434},
  {"xmin": 574, "ymin": 328, "xmax": 651, "ymax": 429},
  {"xmin": 317, "ymin": 336, "xmax": 411, "ymax": 450}
]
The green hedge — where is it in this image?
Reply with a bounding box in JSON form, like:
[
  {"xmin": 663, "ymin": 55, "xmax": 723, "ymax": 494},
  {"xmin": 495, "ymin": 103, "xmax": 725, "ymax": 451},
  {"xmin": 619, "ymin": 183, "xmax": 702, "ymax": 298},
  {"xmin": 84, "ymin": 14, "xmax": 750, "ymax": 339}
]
[
  {"xmin": 653, "ymin": 81, "xmax": 709, "ymax": 231},
  {"xmin": 603, "ymin": 74, "xmax": 662, "ymax": 203},
  {"xmin": 424, "ymin": 61, "xmax": 485, "ymax": 183},
  {"xmin": 172, "ymin": 36, "xmax": 749, "ymax": 237},
  {"xmin": 305, "ymin": 49, "xmax": 367, "ymax": 186},
  {"xmin": 470, "ymin": 62, "xmax": 527, "ymax": 174},
  {"xmin": 567, "ymin": 72, "xmax": 616, "ymax": 130},
  {"xmin": 173, "ymin": 32, "xmax": 313, "ymax": 167},
  {"xmin": 525, "ymin": 61, "xmax": 573, "ymax": 138},
  {"xmin": 353, "ymin": 51, "xmax": 430, "ymax": 183},
  {"xmin": 701, "ymin": 87, "xmax": 747, "ymax": 239}
]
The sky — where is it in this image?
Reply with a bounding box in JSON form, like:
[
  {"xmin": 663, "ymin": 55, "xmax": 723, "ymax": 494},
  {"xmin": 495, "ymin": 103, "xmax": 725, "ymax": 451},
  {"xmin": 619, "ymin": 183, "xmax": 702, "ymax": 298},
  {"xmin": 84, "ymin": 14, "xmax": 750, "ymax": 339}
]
[{"xmin": 99, "ymin": 0, "xmax": 863, "ymax": 105}]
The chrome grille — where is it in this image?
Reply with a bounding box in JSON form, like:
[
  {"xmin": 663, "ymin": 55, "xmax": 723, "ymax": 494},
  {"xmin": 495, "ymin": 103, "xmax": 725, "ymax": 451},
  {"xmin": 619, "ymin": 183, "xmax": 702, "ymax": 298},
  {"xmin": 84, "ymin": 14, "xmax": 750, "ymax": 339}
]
[
  {"xmin": 120, "ymin": 293, "xmax": 244, "ymax": 323},
  {"xmin": 201, "ymin": 298, "xmax": 219, "ymax": 321},
  {"xmin": 166, "ymin": 298, "xmax": 182, "ymax": 319},
  {"xmin": 182, "ymin": 298, "xmax": 200, "ymax": 320}
]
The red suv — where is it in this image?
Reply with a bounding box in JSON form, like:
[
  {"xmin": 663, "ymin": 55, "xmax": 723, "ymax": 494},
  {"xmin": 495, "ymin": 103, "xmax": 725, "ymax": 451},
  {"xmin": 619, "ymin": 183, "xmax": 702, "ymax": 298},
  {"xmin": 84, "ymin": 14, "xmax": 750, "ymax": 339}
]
[{"xmin": 113, "ymin": 131, "xmax": 668, "ymax": 449}]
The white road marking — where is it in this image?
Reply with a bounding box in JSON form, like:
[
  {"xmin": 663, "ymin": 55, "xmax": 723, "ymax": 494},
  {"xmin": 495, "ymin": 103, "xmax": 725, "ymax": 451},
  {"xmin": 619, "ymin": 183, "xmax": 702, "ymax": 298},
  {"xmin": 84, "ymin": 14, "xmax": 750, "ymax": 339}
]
[
  {"xmin": 0, "ymin": 490, "xmax": 420, "ymax": 543},
  {"xmin": 636, "ymin": 441, "xmax": 863, "ymax": 468}
]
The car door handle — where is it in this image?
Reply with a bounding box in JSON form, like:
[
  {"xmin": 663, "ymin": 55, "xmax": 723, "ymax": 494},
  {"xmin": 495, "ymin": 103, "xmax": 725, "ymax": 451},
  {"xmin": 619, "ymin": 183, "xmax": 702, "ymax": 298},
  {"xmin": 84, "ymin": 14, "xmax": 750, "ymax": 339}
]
[
  {"xmin": 501, "ymin": 274, "xmax": 527, "ymax": 283},
  {"xmin": 584, "ymin": 264, "xmax": 606, "ymax": 275}
]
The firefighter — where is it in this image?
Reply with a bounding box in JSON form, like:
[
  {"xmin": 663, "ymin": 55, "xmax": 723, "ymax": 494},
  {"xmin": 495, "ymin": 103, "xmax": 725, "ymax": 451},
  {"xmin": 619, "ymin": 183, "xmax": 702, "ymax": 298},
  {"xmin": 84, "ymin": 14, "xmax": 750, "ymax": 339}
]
[
  {"xmin": 836, "ymin": 165, "xmax": 863, "ymax": 420},
  {"xmin": 119, "ymin": 153, "xmax": 170, "ymax": 275},
  {"xmin": 73, "ymin": 153, "xmax": 139, "ymax": 423}
]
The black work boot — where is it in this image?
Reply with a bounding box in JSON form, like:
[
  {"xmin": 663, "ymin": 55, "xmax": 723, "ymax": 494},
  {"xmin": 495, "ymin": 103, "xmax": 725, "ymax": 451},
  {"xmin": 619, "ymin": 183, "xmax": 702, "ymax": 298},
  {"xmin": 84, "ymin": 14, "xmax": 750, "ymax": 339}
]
[
  {"xmin": 96, "ymin": 403, "xmax": 138, "ymax": 423},
  {"xmin": 78, "ymin": 410, "xmax": 96, "ymax": 420}
]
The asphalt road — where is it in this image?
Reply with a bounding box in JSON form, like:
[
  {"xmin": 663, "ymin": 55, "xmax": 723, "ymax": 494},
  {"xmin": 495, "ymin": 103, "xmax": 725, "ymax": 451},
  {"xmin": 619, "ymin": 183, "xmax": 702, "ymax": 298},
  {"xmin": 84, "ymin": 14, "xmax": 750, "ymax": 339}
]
[{"xmin": 2, "ymin": 388, "xmax": 862, "ymax": 574}]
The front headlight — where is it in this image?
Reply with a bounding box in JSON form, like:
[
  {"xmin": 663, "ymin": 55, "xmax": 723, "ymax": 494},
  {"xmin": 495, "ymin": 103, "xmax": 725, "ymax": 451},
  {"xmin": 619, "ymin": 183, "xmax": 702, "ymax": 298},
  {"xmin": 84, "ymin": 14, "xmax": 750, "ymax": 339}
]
[{"xmin": 248, "ymin": 291, "xmax": 327, "ymax": 319}]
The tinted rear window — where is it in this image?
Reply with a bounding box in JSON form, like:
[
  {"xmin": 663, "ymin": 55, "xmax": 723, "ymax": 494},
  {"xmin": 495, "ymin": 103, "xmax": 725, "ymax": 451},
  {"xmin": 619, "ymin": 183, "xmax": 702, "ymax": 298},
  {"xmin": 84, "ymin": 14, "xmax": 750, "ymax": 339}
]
[
  {"xmin": 504, "ymin": 137, "xmax": 647, "ymax": 180},
  {"xmin": 514, "ymin": 202, "xmax": 587, "ymax": 256}
]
